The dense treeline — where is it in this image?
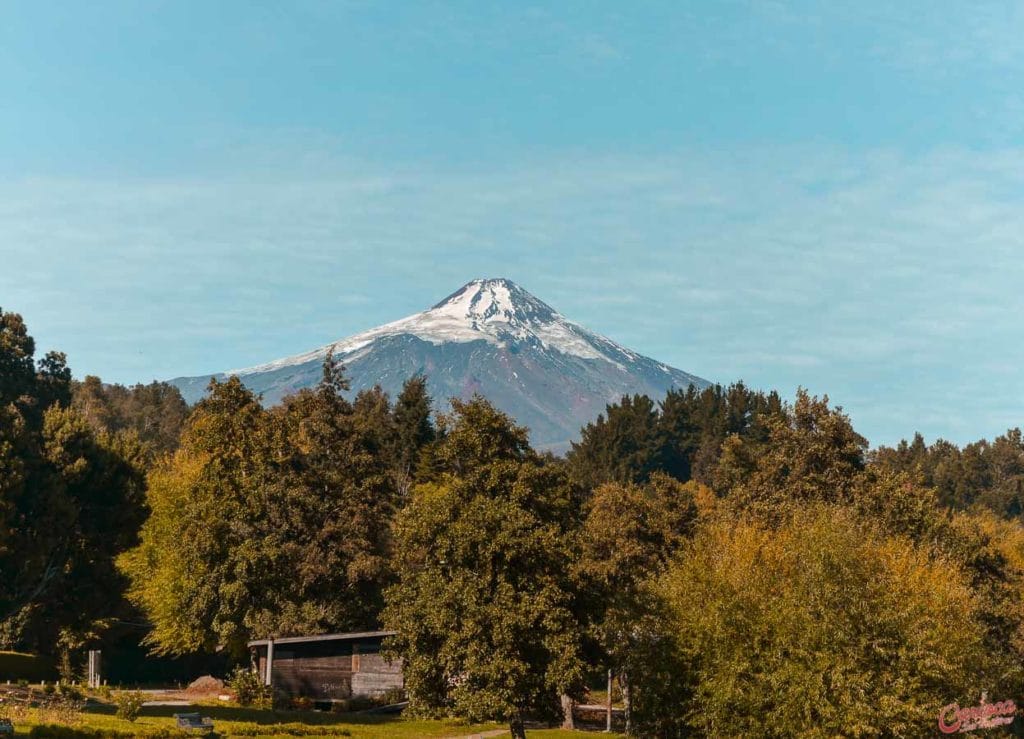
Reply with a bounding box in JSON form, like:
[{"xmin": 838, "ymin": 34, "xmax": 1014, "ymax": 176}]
[
  {"xmin": 874, "ymin": 429, "xmax": 1024, "ymax": 517},
  {"xmin": 6, "ymin": 307, "xmax": 1024, "ymax": 736},
  {"xmin": 0, "ymin": 309, "xmax": 147, "ymax": 667},
  {"xmin": 72, "ymin": 375, "xmax": 189, "ymax": 458},
  {"xmin": 121, "ymin": 360, "xmax": 432, "ymax": 656}
]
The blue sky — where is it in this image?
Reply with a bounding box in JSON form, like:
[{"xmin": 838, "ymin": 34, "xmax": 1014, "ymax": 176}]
[{"xmin": 2, "ymin": 1, "xmax": 1024, "ymax": 447}]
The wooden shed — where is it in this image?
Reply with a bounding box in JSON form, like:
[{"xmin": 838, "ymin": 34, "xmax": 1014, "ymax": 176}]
[{"xmin": 248, "ymin": 630, "xmax": 403, "ymax": 701}]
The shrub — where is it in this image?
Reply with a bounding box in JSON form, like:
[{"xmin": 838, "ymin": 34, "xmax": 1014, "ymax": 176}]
[
  {"xmin": 57, "ymin": 682, "xmax": 83, "ymax": 701},
  {"xmin": 114, "ymin": 691, "xmax": 145, "ymax": 722},
  {"xmin": 326, "ymin": 695, "xmax": 376, "ymax": 713},
  {"xmin": 227, "ymin": 666, "xmax": 270, "ymax": 708},
  {"xmin": 30, "ymin": 726, "xmax": 131, "ymax": 738},
  {"xmin": 289, "ymin": 696, "xmax": 314, "ymax": 711},
  {"xmin": 29, "ymin": 727, "xmax": 192, "ymax": 738},
  {"xmin": 378, "ymin": 687, "xmax": 406, "ymax": 705},
  {"xmin": 42, "ymin": 683, "xmax": 56, "ymax": 695},
  {"xmin": 229, "ymin": 724, "xmax": 351, "ymax": 736}
]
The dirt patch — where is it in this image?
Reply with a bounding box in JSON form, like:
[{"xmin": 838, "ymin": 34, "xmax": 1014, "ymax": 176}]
[{"xmin": 185, "ymin": 675, "xmax": 225, "ymax": 695}]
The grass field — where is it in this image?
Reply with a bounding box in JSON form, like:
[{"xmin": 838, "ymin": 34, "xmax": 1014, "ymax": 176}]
[{"xmin": 8, "ymin": 701, "xmax": 624, "ymax": 738}]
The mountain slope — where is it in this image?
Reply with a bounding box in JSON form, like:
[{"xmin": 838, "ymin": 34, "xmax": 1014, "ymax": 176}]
[{"xmin": 169, "ymin": 278, "xmax": 710, "ymax": 450}]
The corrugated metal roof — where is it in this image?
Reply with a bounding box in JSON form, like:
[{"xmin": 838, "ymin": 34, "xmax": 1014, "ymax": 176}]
[{"xmin": 247, "ymin": 630, "xmax": 397, "ymax": 647}]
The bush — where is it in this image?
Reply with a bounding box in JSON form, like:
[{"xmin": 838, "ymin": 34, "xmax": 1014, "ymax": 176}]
[
  {"xmin": 289, "ymin": 696, "xmax": 314, "ymax": 711},
  {"xmin": 0, "ymin": 652, "xmax": 56, "ymax": 682},
  {"xmin": 377, "ymin": 687, "xmax": 406, "ymax": 706},
  {"xmin": 647, "ymin": 505, "xmax": 995, "ymax": 737},
  {"xmin": 227, "ymin": 666, "xmax": 270, "ymax": 708},
  {"xmin": 113, "ymin": 691, "xmax": 145, "ymax": 722},
  {"xmin": 229, "ymin": 724, "xmax": 351, "ymax": 736},
  {"xmin": 328, "ymin": 696, "xmax": 375, "ymax": 713},
  {"xmin": 57, "ymin": 682, "xmax": 83, "ymax": 701},
  {"xmin": 30, "ymin": 727, "xmax": 133, "ymax": 738},
  {"xmin": 29, "ymin": 727, "xmax": 193, "ymax": 738}
]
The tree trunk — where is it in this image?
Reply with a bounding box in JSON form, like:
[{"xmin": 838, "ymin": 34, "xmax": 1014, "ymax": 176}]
[
  {"xmin": 619, "ymin": 672, "xmax": 633, "ymax": 736},
  {"xmin": 606, "ymin": 669, "xmax": 613, "ymax": 733},
  {"xmin": 509, "ymin": 714, "xmax": 527, "ymax": 739},
  {"xmin": 560, "ymin": 693, "xmax": 575, "ymax": 729}
]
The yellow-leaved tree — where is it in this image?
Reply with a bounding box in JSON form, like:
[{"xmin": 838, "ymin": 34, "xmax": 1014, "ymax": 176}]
[{"xmin": 653, "ymin": 505, "xmax": 995, "ymax": 738}]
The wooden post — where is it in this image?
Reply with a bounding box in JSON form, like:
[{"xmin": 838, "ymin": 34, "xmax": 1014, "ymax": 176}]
[
  {"xmin": 606, "ymin": 669, "xmax": 613, "ymax": 732},
  {"xmin": 87, "ymin": 650, "xmax": 102, "ymax": 689},
  {"xmin": 265, "ymin": 639, "xmax": 274, "ymax": 686}
]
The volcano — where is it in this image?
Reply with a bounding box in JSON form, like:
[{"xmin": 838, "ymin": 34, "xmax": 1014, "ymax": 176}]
[{"xmin": 168, "ymin": 278, "xmax": 710, "ymax": 450}]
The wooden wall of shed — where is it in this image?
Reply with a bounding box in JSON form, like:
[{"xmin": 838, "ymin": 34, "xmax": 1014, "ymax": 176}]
[{"xmin": 253, "ymin": 638, "xmax": 403, "ymax": 700}]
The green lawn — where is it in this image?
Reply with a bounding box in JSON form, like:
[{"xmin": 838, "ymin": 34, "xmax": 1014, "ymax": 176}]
[{"xmin": 10, "ymin": 701, "xmax": 624, "ymax": 738}]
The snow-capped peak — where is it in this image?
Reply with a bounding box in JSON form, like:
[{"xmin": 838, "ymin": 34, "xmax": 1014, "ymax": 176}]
[
  {"xmin": 227, "ymin": 278, "xmax": 624, "ymax": 376},
  {"xmin": 430, "ymin": 278, "xmax": 558, "ymax": 327}
]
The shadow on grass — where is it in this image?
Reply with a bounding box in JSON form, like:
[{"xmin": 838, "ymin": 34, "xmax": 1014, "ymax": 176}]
[{"xmin": 84, "ymin": 703, "xmax": 405, "ymax": 727}]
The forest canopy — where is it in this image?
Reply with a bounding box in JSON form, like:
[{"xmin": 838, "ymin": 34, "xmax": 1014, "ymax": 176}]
[{"xmin": 3, "ymin": 306, "xmax": 1023, "ymax": 737}]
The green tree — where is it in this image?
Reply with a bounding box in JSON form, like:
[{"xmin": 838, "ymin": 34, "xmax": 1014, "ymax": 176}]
[
  {"xmin": 71, "ymin": 376, "xmax": 189, "ymax": 459},
  {"xmin": 258, "ymin": 359, "xmax": 398, "ymax": 637},
  {"xmin": 119, "ymin": 375, "xmax": 274, "ymax": 655},
  {"xmin": 575, "ymin": 472, "xmax": 700, "ymax": 733},
  {"xmin": 724, "ymin": 389, "xmax": 867, "ymax": 518},
  {"xmin": 0, "ymin": 308, "xmax": 144, "ymax": 655},
  {"xmin": 384, "ymin": 397, "xmax": 584, "ymax": 739},
  {"xmin": 121, "ymin": 357, "xmax": 402, "ymax": 655},
  {"xmin": 568, "ymin": 394, "xmax": 662, "ymax": 489},
  {"xmin": 390, "ymin": 376, "xmax": 435, "ymax": 496}
]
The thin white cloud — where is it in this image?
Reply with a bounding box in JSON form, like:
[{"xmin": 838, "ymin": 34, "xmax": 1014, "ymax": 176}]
[{"xmin": 2, "ymin": 144, "xmax": 1023, "ymax": 446}]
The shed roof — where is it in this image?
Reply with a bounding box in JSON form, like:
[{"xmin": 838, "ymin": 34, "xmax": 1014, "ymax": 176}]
[{"xmin": 247, "ymin": 630, "xmax": 396, "ymax": 648}]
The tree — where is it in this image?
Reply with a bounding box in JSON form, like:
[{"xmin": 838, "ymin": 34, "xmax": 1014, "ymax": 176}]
[
  {"xmin": 871, "ymin": 428, "xmax": 1024, "ymax": 519},
  {"xmin": 568, "ymin": 395, "xmax": 662, "ymax": 489},
  {"xmin": 71, "ymin": 376, "xmax": 189, "ymax": 459},
  {"xmin": 384, "ymin": 397, "xmax": 584, "ymax": 739},
  {"xmin": 568, "ymin": 383, "xmax": 783, "ymax": 492},
  {"xmin": 39, "ymin": 408, "xmax": 147, "ymax": 663},
  {"xmin": 390, "ymin": 376, "xmax": 435, "ymax": 496},
  {"xmin": 258, "ymin": 359, "xmax": 398, "ymax": 637},
  {"xmin": 121, "ymin": 357, "xmax": 402, "ymax": 655},
  {"xmin": 0, "ymin": 308, "xmax": 144, "ymax": 655},
  {"xmin": 575, "ymin": 473, "xmax": 701, "ymax": 733},
  {"xmin": 654, "ymin": 505, "xmax": 993, "ymax": 737},
  {"xmin": 724, "ymin": 389, "xmax": 867, "ymax": 518},
  {"xmin": 119, "ymin": 375, "xmax": 276, "ymax": 655}
]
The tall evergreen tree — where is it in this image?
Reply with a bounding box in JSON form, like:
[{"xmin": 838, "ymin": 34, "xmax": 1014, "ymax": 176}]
[
  {"xmin": 391, "ymin": 376, "xmax": 435, "ymax": 496},
  {"xmin": 568, "ymin": 394, "xmax": 662, "ymax": 489}
]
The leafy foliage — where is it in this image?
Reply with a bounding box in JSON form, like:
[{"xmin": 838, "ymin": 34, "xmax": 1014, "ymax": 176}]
[
  {"xmin": 228, "ymin": 665, "xmax": 272, "ymax": 708},
  {"xmin": 0, "ymin": 308, "xmax": 145, "ymax": 654},
  {"xmin": 568, "ymin": 382, "xmax": 783, "ymax": 490},
  {"xmin": 655, "ymin": 506, "xmax": 992, "ymax": 738},
  {"xmin": 120, "ymin": 359, "xmax": 432, "ymax": 655},
  {"xmin": 113, "ymin": 691, "xmax": 145, "ymax": 722},
  {"xmin": 384, "ymin": 397, "xmax": 584, "ymax": 739},
  {"xmin": 71, "ymin": 376, "xmax": 189, "ymax": 460},
  {"xmin": 575, "ymin": 473, "xmax": 702, "ymax": 732},
  {"xmin": 874, "ymin": 428, "xmax": 1024, "ymax": 517}
]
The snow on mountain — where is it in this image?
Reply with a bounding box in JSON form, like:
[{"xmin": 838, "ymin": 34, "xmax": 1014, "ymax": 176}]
[{"xmin": 169, "ymin": 278, "xmax": 710, "ymax": 451}]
